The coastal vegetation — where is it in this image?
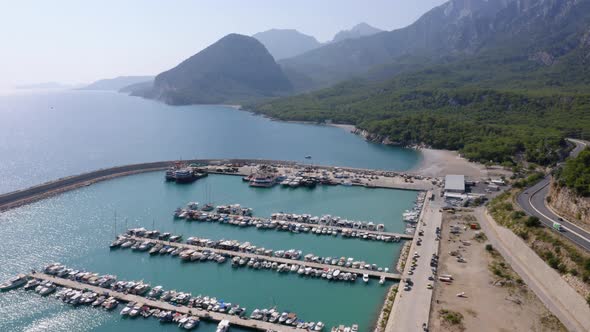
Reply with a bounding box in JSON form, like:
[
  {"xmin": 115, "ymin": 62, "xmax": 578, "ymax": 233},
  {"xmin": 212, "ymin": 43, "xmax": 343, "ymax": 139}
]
[
  {"xmin": 248, "ymin": 0, "xmax": 590, "ymax": 165},
  {"xmin": 555, "ymin": 148, "xmax": 590, "ymax": 196},
  {"xmin": 249, "ymin": 77, "xmax": 590, "ymax": 164}
]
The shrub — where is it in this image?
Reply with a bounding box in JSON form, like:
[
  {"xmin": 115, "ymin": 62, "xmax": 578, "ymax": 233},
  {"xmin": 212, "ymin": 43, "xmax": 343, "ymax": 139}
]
[
  {"xmin": 440, "ymin": 309, "xmax": 464, "ymax": 325},
  {"xmin": 525, "ymin": 216, "xmax": 541, "ymax": 227},
  {"xmin": 485, "ymin": 244, "xmax": 494, "ymax": 251}
]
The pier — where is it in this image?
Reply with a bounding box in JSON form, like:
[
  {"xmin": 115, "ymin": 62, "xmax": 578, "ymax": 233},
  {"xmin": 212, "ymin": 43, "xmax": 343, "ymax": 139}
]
[
  {"xmin": 128, "ymin": 236, "xmax": 402, "ymax": 280},
  {"xmin": 180, "ymin": 211, "xmax": 413, "ymax": 240},
  {"xmin": 30, "ymin": 272, "xmax": 306, "ymax": 332}
]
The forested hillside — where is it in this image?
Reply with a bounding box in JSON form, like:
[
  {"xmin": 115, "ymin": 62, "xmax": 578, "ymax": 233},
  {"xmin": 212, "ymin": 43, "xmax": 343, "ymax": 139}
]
[
  {"xmin": 249, "ymin": 51, "xmax": 590, "ymax": 165},
  {"xmin": 250, "ymin": 0, "xmax": 590, "ymax": 165},
  {"xmin": 556, "ymin": 149, "xmax": 590, "ymax": 196}
]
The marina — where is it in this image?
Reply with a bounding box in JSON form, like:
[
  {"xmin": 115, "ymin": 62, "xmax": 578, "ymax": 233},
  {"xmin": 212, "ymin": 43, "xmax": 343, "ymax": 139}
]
[
  {"xmin": 11, "ymin": 263, "xmax": 333, "ymax": 332},
  {"xmin": 111, "ymin": 230, "xmax": 401, "ymax": 281},
  {"xmin": 173, "ymin": 203, "xmax": 414, "ymax": 241},
  {"xmin": 0, "ymin": 170, "xmax": 420, "ymax": 331}
]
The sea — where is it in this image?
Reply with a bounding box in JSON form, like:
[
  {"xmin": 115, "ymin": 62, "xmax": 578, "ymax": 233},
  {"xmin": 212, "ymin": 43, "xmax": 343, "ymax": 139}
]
[
  {"xmin": 0, "ymin": 90, "xmax": 422, "ymax": 332},
  {"xmin": 0, "ymin": 90, "xmax": 421, "ymax": 194}
]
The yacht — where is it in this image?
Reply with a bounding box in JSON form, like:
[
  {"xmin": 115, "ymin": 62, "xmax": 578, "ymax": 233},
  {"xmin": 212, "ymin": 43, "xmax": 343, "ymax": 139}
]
[
  {"xmin": 120, "ymin": 305, "xmax": 132, "ymax": 316},
  {"xmin": 362, "ymin": 274, "xmax": 369, "ymax": 283},
  {"xmin": 147, "ymin": 285, "xmax": 164, "ymax": 299},
  {"xmin": 165, "ymin": 168, "xmax": 176, "ymax": 181},
  {"xmin": 249, "ymin": 175, "xmax": 276, "ymax": 188},
  {"xmin": 175, "ymin": 169, "xmax": 196, "ymax": 183},
  {"xmin": 182, "ymin": 316, "xmax": 199, "ymax": 330},
  {"xmin": 216, "ymin": 320, "xmax": 230, "ymax": 332},
  {"xmin": 0, "ymin": 274, "xmax": 27, "ymax": 291},
  {"xmin": 102, "ymin": 297, "xmax": 119, "ymax": 310},
  {"xmin": 315, "ymin": 321, "xmax": 325, "ymax": 331},
  {"xmin": 23, "ymin": 279, "xmax": 40, "ymax": 290}
]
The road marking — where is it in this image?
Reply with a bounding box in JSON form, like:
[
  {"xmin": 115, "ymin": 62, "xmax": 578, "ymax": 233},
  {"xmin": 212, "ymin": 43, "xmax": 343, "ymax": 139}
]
[{"xmin": 527, "ymin": 182, "xmax": 590, "ymax": 244}]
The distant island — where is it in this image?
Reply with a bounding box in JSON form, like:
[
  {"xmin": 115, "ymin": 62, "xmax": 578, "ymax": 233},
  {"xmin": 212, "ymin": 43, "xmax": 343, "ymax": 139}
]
[{"xmin": 81, "ymin": 76, "xmax": 154, "ymax": 91}]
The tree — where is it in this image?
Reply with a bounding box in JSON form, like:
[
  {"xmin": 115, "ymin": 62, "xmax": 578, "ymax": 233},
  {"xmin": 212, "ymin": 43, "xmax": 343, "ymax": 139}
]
[{"xmin": 525, "ymin": 216, "xmax": 541, "ymax": 227}]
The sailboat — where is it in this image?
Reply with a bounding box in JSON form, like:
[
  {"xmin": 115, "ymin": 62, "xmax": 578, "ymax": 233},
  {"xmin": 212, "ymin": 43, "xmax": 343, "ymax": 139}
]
[{"xmin": 201, "ymin": 184, "xmax": 214, "ymax": 211}]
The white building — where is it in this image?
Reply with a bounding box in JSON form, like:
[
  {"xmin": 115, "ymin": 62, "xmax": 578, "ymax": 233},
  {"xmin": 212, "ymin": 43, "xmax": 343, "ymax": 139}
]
[{"xmin": 444, "ymin": 174, "xmax": 465, "ymax": 194}]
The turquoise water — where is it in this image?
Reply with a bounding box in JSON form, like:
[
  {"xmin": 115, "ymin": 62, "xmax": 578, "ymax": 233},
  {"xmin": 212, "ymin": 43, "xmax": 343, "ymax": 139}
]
[
  {"xmin": 0, "ymin": 172, "xmax": 418, "ymax": 332},
  {"xmin": 0, "ymin": 90, "xmax": 421, "ymax": 194}
]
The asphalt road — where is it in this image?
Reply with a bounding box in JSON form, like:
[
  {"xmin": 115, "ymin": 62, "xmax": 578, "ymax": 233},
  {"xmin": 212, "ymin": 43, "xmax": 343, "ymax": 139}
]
[{"xmin": 516, "ymin": 138, "xmax": 590, "ymax": 251}]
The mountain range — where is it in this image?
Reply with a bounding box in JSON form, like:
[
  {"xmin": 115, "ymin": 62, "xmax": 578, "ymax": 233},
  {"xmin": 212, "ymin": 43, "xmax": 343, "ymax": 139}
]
[
  {"xmin": 279, "ymin": 0, "xmax": 590, "ymax": 88},
  {"xmin": 331, "ymin": 23, "xmax": 383, "ymax": 43},
  {"xmin": 252, "ymin": 29, "xmax": 321, "ymax": 60},
  {"xmin": 249, "ymin": 0, "xmax": 590, "ymax": 165},
  {"xmin": 252, "ymin": 23, "xmax": 382, "ymax": 60}
]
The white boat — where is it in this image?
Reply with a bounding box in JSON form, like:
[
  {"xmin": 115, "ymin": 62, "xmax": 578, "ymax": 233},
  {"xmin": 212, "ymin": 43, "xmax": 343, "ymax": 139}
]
[
  {"xmin": 183, "ymin": 317, "xmax": 199, "ymax": 330},
  {"xmin": 216, "ymin": 319, "xmax": 230, "ymax": 332},
  {"xmin": 362, "ymin": 274, "xmax": 369, "ymax": 283},
  {"xmin": 0, "ymin": 274, "xmax": 28, "ymax": 291},
  {"xmin": 120, "ymin": 306, "xmax": 132, "ymax": 316}
]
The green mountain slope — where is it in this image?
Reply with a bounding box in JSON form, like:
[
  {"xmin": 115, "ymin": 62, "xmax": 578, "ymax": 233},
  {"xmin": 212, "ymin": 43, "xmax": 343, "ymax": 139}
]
[{"xmin": 138, "ymin": 34, "xmax": 292, "ymax": 105}]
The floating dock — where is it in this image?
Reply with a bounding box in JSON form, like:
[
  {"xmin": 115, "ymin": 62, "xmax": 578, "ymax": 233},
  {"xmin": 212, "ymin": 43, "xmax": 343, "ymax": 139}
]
[
  {"xmin": 128, "ymin": 236, "xmax": 402, "ymax": 281},
  {"xmin": 30, "ymin": 272, "xmax": 307, "ymax": 332},
  {"xmin": 178, "ymin": 211, "xmax": 414, "ymax": 240}
]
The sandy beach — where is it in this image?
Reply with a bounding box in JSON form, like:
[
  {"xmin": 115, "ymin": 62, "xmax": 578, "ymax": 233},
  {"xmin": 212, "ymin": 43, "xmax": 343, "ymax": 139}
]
[{"xmin": 411, "ymin": 148, "xmax": 490, "ymax": 178}]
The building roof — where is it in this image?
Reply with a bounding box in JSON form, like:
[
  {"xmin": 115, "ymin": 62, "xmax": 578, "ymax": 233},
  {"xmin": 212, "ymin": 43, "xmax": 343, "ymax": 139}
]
[{"xmin": 445, "ymin": 174, "xmax": 465, "ymax": 192}]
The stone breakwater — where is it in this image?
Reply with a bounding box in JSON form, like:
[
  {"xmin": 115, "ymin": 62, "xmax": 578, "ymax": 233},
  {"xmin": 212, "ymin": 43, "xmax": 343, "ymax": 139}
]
[{"xmin": 0, "ymin": 159, "xmax": 432, "ymax": 212}]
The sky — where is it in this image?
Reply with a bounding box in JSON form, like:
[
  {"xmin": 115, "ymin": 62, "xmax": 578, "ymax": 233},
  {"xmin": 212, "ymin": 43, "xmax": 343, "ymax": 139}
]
[{"xmin": 0, "ymin": 0, "xmax": 447, "ymax": 88}]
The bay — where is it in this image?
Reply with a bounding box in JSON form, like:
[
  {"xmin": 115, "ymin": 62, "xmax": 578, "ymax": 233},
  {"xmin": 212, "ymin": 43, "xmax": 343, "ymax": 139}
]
[{"xmin": 0, "ymin": 90, "xmax": 421, "ymax": 194}]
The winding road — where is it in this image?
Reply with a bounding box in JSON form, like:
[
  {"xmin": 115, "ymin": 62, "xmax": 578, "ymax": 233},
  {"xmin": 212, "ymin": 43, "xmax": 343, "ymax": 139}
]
[{"xmin": 516, "ymin": 138, "xmax": 590, "ymax": 251}]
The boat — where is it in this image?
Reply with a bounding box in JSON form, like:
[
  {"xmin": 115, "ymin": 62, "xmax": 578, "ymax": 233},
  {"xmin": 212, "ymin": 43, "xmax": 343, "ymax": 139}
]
[
  {"xmin": 147, "ymin": 285, "xmax": 164, "ymax": 299},
  {"xmin": 120, "ymin": 305, "xmax": 132, "ymax": 316},
  {"xmin": 362, "ymin": 274, "xmax": 369, "ymax": 283},
  {"xmin": 315, "ymin": 321, "xmax": 325, "ymax": 331},
  {"xmin": 0, "ymin": 274, "xmax": 28, "ymax": 291},
  {"xmin": 102, "ymin": 297, "xmax": 119, "ymax": 310},
  {"xmin": 165, "ymin": 168, "xmax": 176, "ymax": 181},
  {"xmin": 182, "ymin": 316, "xmax": 199, "ymax": 330},
  {"xmin": 201, "ymin": 203, "xmax": 214, "ymax": 211},
  {"xmin": 175, "ymin": 169, "xmax": 196, "ymax": 184},
  {"xmin": 249, "ymin": 175, "xmax": 276, "ymax": 188},
  {"xmin": 216, "ymin": 319, "xmax": 230, "ymax": 332},
  {"xmin": 379, "ymin": 276, "xmax": 386, "ymax": 285},
  {"xmin": 305, "ymin": 155, "xmax": 312, "ymax": 159},
  {"xmin": 23, "ymin": 279, "xmax": 41, "ymax": 290}
]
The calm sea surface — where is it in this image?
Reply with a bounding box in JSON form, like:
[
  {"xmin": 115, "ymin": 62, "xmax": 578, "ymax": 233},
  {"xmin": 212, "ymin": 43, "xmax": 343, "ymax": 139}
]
[
  {"xmin": 0, "ymin": 90, "xmax": 421, "ymax": 194},
  {"xmin": 0, "ymin": 172, "xmax": 418, "ymax": 332}
]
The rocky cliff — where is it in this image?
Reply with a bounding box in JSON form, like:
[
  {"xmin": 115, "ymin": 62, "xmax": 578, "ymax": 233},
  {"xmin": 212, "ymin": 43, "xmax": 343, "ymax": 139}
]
[{"xmin": 548, "ymin": 179, "xmax": 590, "ymax": 228}]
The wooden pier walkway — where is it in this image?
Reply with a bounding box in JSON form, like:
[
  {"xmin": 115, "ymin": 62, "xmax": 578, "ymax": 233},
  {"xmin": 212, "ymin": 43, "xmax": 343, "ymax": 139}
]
[
  {"xmin": 184, "ymin": 212, "xmax": 413, "ymax": 240},
  {"xmin": 30, "ymin": 272, "xmax": 306, "ymax": 332},
  {"xmin": 128, "ymin": 236, "xmax": 402, "ymax": 280}
]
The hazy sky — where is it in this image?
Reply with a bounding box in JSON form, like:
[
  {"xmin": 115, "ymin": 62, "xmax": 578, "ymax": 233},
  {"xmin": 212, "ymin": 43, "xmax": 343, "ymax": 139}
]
[{"xmin": 1, "ymin": 0, "xmax": 447, "ymax": 88}]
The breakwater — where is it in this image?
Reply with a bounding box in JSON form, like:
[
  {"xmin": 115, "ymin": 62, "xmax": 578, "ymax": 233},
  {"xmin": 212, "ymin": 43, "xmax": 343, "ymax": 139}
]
[{"xmin": 0, "ymin": 159, "xmax": 431, "ymax": 212}]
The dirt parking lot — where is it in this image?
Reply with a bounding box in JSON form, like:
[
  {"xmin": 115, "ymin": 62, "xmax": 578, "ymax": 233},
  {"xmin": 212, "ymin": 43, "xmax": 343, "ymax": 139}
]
[{"xmin": 429, "ymin": 210, "xmax": 565, "ymax": 332}]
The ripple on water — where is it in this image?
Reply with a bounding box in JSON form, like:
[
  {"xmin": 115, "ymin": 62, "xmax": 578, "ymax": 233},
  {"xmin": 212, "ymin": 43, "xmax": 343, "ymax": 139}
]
[{"xmin": 0, "ymin": 172, "xmax": 417, "ymax": 331}]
